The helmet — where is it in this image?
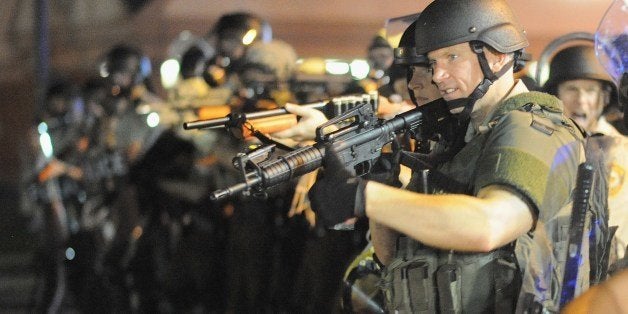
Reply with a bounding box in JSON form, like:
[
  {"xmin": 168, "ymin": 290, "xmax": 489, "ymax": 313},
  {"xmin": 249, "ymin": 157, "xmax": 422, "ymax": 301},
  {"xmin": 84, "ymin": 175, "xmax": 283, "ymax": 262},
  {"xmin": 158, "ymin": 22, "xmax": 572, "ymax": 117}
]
[
  {"xmin": 180, "ymin": 45, "xmax": 212, "ymax": 79},
  {"xmin": 368, "ymin": 34, "xmax": 392, "ymax": 51},
  {"xmin": 44, "ymin": 79, "xmax": 79, "ymax": 119},
  {"xmin": 100, "ymin": 44, "xmax": 152, "ymax": 90},
  {"xmin": 414, "ymin": 0, "xmax": 528, "ymax": 55},
  {"xmin": 595, "ymin": 0, "xmax": 627, "ymax": 85},
  {"xmin": 414, "ymin": 0, "xmax": 528, "ymax": 120},
  {"xmin": 595, "ymin": 0, "xmax": 627, "ymax": 131},
  {"xmin": 394, "ymin": 20, "xmax": 428, "ymax": 66},
  {"xmin": 237, "ymin": 40, "xmax": 297, "ymax": 105},
  {"xmin": 368, "ymin": 34, "xmax": 394, "ymax": 71},
  {"xmin": 239, "ymin": 40, "xmax": 298, "ymax": 83},
  {"xmin": 543, "ymin": 44, "xmax": 616, "ymax": 96},
  {"xmin": 212, "ymin": 12, "xmax": 272, "ymax": 48}
]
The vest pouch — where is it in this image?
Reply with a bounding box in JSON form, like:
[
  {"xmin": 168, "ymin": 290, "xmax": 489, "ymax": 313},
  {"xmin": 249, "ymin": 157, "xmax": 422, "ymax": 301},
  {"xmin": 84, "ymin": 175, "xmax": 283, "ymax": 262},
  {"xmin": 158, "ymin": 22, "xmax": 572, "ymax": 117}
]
[
  {"xmin": 381, "ymin": 250, "xmax": 438, "ymax": 313},
  {"xmin": 436, "ymin": 263, "xmax": 461, "ymax": 314},
  {"xmin": 493, "ymin": 255, "xmax": 521, "ymax": 313}
]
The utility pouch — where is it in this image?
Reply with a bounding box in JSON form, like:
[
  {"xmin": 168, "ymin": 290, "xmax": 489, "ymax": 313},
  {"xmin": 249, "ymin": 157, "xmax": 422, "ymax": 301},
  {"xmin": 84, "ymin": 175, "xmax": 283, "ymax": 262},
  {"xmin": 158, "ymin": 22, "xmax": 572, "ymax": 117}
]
[
  {"xmin": 436, "ymin": 263, "xmax": 461, "ymax": 314},
  {"xmin": 493, "ymin": 255, "xmax": 521, "ymax": 313},
  {"xmin": 381, "ymin": 245, "xmax": 437, "ymax": 314}
]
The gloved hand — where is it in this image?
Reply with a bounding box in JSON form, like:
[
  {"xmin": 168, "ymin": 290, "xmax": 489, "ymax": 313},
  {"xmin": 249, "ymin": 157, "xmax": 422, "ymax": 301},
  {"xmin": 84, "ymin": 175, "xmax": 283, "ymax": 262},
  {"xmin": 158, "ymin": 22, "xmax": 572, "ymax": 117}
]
[
  {"xmin": 308, "ymin": 145, "xmax": 367, "ymax": 228},
  {"xmin": 364, "ymin": 138, "xmax": 402, "ymax": 188}
]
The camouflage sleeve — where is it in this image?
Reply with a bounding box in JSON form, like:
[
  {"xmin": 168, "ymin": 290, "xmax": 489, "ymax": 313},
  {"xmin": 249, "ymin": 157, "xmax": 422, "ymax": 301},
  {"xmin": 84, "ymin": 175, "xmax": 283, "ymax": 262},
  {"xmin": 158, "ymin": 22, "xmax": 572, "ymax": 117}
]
[{"xmin": 474, "ymin": 110, "xmax": 582, "ymax": 217}]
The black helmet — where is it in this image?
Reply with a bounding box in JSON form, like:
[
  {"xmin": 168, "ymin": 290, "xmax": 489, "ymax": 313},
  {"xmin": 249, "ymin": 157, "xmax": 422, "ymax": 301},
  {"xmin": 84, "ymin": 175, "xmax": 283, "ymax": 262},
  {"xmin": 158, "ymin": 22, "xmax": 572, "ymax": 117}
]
[
  {"xmin": 394, "ymin": 20, "xmax": 428, "ymax": 66},
  {"xmin": 414, "ymin": 0, "xmax": 528, "ymax": 120},
  {"xmin": 543, "ymin": 44, "xmax": 615, "ymax": 95},
  {"xmin": 212, "ymin": 12, "xmax": 272, "ymax": 45},
  {"xmin": 180, "ymin": 45, "xmax": 211, "ymax": 79},
  {"xmin": 100, "ymin": 44, "xmax": 152, "ymax": 88},
  {"xmin": 414, "ymin": 0, "xmax": 528, "ymax": 55}
]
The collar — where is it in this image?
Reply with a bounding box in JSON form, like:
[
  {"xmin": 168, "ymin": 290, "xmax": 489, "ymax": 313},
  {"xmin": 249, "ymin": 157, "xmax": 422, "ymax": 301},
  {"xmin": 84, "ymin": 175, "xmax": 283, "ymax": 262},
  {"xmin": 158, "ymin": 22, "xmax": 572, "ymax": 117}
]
[{"xmin": 465, "ymin": 80, "xmax": 529, "ymax": 141}]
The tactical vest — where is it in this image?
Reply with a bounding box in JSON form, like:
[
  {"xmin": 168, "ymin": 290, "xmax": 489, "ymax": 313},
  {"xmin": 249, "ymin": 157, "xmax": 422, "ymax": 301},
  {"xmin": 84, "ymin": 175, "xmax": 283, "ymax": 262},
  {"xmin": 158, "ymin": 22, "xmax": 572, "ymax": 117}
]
[{"xmin": 380, "ymin": 92, "xmax": 587, "ymax": 313}]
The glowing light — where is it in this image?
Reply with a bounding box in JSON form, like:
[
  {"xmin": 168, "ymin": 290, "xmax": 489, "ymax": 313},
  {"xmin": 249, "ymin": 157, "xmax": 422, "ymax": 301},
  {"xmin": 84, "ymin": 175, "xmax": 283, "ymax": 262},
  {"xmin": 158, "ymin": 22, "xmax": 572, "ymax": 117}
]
[
  {"xmin": 132, "ymin": 226, "xmax": 143, "ymax": 239},
  {"xmin": 37, "ymin": 122, "xmax": 48, "ymax": 135},
  {"xmin": 350, "ymin": 59, "xmax": 370, "ymax": 79},
  {"xmin": 242, "ymin": 29, "xmax": 258, "ymax": 45},
  {"xmin": 160, "ymin": 58, "xmax": 180, "ymax": 89},
  {"xmin": 99, "ymin": 62, "xmax": 109, "ymax": 78},
  {"xmin": 65, "ymin": 247, "xmax": 76, "ymax": 261},
  {"xmin": 146, "ymin": 112, "xmax": 160, "ymax": 128},
  {"xmin": 39, "ymin": 132, "xmax": 54, "ymax": 159},
  {"xmin": 326, "ymin": 60, "xmax": 350, "ymax": 75}
]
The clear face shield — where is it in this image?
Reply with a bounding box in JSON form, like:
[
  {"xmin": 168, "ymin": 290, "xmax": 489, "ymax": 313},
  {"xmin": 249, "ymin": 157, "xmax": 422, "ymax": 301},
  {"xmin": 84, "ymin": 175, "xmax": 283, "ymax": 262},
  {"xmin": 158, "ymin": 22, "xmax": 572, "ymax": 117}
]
[{"xmin": 595, "ymin": 0, "xmax": 628, "ymax": 128}]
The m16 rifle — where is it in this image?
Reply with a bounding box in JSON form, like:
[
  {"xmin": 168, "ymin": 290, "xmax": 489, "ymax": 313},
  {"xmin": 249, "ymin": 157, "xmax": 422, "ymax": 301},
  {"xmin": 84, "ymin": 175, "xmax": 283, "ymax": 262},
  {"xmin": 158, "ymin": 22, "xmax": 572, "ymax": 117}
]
[
  {"xmin": 182, "ymin": 92, "xmax": 379, "ymax": 139},
  {"xmin": 209, "ymin": 98, "xmax": 450, "ymax": 200}
]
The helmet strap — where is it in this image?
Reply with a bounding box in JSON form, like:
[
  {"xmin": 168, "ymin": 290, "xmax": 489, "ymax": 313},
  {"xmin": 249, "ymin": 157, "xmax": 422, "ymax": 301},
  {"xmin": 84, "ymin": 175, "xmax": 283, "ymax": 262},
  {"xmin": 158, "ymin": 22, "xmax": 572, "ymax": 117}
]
[{"xmin": 406, "ymin": 68, "xmax": 419, "ymax": 106}]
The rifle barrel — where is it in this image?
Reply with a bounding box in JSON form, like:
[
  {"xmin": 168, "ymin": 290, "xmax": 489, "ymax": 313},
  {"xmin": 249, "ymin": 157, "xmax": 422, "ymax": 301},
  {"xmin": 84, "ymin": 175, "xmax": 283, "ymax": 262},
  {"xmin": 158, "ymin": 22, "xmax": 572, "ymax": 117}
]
[{"xmin": 182, "ymin": 100, "xmax": 328, "ymax": 130}]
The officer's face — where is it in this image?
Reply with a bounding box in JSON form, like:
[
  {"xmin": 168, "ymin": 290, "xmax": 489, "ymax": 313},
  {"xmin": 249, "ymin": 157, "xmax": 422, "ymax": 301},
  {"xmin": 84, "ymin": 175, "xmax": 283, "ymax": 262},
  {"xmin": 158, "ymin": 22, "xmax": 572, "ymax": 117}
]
[
  {"xmin": 557, "ymin": 79, "xmax": 607, "ymax": 131},
  {"xmin": 218, "ymin": 30, "xmax": 247, "ymax": 61},
  {"xmin": 110, "ymin": 56, "xmax": 141, "ymax": 92},
  {"xmin": 407, "ymin": 65, "xmax": 440, "ymax": 106},
  {"xmin": 427, "ymin": 43, "xmax": 484, "ymax": 101}
]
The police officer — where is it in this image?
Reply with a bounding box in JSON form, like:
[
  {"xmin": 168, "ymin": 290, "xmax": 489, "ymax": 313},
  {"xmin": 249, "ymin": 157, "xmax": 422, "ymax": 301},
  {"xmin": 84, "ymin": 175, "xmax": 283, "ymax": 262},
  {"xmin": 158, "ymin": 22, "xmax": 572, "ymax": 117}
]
[
  {"xmin": 204, "ymin": 12, "xmax": 273, "ymax": 90},
  {"xmin": 306, "ymin": 0, "xmax": 586, "ymax": 312},
  {"xmin": 562, "ymin": 0, "xmax": 628, "ymax": 310},
  {"xmin": 543, "ymin": 43, "xmax": 628, "ymax": 261},
  {"xmin": 26, "ymin": 79, "xmax": 86, "ymax": 313}
]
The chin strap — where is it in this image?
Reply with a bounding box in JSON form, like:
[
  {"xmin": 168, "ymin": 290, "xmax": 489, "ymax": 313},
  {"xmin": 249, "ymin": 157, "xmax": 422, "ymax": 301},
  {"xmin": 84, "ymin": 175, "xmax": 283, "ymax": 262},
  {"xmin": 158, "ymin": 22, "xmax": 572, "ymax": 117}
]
[{"xmin": 446, "ymin": 41, "xmax": 515, "ymax": 122}]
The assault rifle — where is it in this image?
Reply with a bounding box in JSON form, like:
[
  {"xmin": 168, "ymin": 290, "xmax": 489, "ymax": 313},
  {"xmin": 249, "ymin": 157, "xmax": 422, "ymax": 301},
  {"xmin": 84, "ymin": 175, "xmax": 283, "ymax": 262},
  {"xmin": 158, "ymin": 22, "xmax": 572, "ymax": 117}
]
[
  {"xmin": 209, "ymin": 98, "xmax": 449, "ymax": 200},
  {"xmin": 182, "ymin": 92, "xmax": 378, "ymax": 139}
]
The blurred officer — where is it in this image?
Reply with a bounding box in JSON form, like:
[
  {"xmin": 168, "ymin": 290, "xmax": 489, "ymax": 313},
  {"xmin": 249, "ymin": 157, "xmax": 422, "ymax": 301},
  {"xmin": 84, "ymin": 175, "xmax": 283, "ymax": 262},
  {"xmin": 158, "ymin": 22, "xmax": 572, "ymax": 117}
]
[
  {"xmin": 25, "ymin": 79, "xmax": 86, "ymax": 313},
  {"xmin": 222, "ymin": 39, "xmax": 302, "ymax": 313},
  {"xmin": 543, "ymin": 43, "xmax": 628, "ymax": 261},
  {"xmin": 357, "ymin": 34, "xmax": 395, "ymax": 95},
  {"xmin": 341, "ymin": 18, "xmax": 446, "ymax": 313},
  {"xmin": 563, "ymin": 0, "xmax": 628, "ymax": 310},
  {"xmin": 204, "ymin": 12, "xmax": 272, "ymax": 90},
  {"xmin": 306, "ymin": 0, "xmax": 587, "ymax": 313}
]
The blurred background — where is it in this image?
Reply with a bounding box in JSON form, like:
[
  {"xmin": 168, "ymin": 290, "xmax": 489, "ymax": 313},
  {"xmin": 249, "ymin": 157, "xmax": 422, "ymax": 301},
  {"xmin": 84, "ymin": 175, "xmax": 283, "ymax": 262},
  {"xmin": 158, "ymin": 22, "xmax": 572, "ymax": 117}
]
[{"xmin": 0, "ymin": 0, "xmax": 615, "ymax": 312}]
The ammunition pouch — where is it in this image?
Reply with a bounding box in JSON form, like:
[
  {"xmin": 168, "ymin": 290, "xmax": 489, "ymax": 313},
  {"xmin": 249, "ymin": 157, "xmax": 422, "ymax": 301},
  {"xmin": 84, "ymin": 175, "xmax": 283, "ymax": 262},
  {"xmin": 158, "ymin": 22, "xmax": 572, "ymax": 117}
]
[{"xmin": 381, "ymin": 237, "xmax": 521, "ymax": 314}]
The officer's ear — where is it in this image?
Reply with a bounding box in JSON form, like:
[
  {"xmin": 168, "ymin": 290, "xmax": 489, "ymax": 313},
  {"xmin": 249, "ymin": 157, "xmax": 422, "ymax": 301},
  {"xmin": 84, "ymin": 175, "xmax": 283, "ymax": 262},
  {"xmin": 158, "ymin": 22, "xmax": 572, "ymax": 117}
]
[{"xmin": 487, "ymin": 50, "xmax": 511, "ymax": 73}]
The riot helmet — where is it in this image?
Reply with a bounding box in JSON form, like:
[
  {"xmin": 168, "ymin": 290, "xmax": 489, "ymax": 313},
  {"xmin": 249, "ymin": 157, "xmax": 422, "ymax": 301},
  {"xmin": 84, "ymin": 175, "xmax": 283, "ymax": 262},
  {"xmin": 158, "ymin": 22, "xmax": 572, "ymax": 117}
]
[
  {"xmin": 367, "ymin": 34, "xmax": 394, "ymax": 73},
  {"xmin": 394, "ymin": 20, "xmax": 436, "ymax": 106},
  {"xmin": 414, "ymin": 0, "xmax": 528, "ymax": 118},
  {"xmin": 544, "ymin": 44, "xmax": 618, "ymax": 131},
  {"xmin": 180, "ymin": 45, "xmax": 212, "ymax": 79},
  {"xmin": 211, "ymin": 12, "xmax": 272, "ymax": 62},
  {"xmin": 44, "ymin": 79, "xmax": 80, "ymax": 122},
  {"xmin": 100, "ymin": 44, "xmax": 152, "ymax": 96},
  {"xmin": 414, "ymin": 0, "xmax": 528, "ymax": 56},
  {"xmin": 237, "ymin": 40, "xmax": 297, "ymax": 107},
  {"xmin": 595, "ymin": 0, "xmax": 627, "ymax": 130},
  {"xmin": 543, "ymin": 44, "xmax": 616, "ymax": 97},
  {"xmin": 394, "ymin": 20, "xmax": 428, "ymax": 67}
]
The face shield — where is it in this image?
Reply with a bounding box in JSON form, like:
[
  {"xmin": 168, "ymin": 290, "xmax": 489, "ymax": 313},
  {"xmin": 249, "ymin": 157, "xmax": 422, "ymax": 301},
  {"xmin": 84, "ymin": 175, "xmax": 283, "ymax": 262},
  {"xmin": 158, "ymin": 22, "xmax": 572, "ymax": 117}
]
[
  {"xmin": 595, "ymin": 0, "xmax": 628, "ymax": 129},
  {"xmin": 595, "ymin": 0, "xmax": 628, "ymax": 85}
]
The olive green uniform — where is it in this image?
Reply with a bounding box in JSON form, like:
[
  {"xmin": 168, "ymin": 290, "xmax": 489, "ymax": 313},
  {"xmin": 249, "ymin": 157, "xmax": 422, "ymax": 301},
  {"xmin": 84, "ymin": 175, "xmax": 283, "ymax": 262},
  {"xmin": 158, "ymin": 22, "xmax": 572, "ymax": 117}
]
[{"xmin": 382, "ymin": 82, "xmax": 586, "ymax": 313}]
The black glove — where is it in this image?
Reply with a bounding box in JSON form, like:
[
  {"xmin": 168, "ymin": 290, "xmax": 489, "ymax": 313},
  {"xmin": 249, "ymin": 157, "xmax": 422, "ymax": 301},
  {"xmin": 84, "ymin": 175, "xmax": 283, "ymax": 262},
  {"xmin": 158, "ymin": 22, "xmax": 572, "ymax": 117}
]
[
  {"xmin": 364, "ymin": 138, "xmax": 402, "ymax": 188},
  {"xmin": 308, "ymin": 145, "xmax": 367, "ymax": 228}
]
